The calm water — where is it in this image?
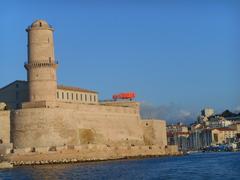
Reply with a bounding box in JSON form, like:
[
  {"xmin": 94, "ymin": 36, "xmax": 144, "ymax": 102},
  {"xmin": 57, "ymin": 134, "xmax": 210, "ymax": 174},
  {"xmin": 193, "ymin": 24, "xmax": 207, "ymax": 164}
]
[{"xmin": 0, "ymin": 152, "xmax": 239, "ymax": 180}]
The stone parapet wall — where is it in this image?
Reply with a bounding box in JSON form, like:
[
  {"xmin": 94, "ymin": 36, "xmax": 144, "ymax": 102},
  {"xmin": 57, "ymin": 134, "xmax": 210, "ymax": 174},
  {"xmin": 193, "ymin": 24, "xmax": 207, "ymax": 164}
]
[
  {"xmin": 21, "ymin": 101, "xmax": 138, "ymax": 114},
  {"xmin": 21, "ymin": 100, "xmax": 57, "ymax": 109},
  {"xmin": 100, "ymin": 101, "xmax": 140, "ymax": 109},
  {"xmin": 56, "ymin": 101, "xmax": 138, "ymax": 113}
]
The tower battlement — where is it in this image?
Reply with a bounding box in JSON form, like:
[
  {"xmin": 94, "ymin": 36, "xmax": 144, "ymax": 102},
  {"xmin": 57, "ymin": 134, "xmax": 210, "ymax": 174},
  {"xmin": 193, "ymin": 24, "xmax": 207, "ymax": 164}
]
[{"xmin": 24, "ymin": 61, "xmax": 58, "ymax": 69}]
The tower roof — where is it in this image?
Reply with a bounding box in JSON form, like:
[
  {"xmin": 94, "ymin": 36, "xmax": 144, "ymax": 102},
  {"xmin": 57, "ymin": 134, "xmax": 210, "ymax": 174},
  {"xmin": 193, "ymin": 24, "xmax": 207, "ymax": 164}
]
[
  {"xmin": 26, "ymin": 19, "xmax": 53, "ymax": 31},
  {"xmin": 31, "ymin": 20, "xmax": 50, "ymax": 28}
]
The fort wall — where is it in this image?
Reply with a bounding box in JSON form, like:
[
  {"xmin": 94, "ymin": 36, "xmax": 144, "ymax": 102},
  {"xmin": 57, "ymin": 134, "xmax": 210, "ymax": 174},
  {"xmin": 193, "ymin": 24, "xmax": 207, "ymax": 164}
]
[
  {"xmin": 0, "ymin": 110, "xmax": 11, "ymax": 144},
  {"xmin": 141, "ymin": 120, "xmax": 167, "ymax": 147},
  {"xmin": 0, "ymin": 20, "xmax": 181, "ymax": 164},
  {"xmin": 11, "ymin": 102, "xmax": 145, "ymax": 149}
]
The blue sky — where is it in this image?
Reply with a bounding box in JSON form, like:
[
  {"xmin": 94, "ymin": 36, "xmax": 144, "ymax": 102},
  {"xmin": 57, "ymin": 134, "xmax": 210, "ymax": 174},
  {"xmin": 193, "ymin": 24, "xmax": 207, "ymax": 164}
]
[{"xmin": 0, "ymin": 0, "xmax": 239, "ymax": 122}]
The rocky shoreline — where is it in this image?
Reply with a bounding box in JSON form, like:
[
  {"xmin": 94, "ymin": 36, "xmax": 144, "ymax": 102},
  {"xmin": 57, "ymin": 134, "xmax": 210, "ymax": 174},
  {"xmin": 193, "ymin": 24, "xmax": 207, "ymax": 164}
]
[
  {"xmin": 1, "ymin": 145, "xmax": 181, "ymax": 167},
  {"xmin": 8, "ymin": 154, "xmax": 182, "ymax": 167}
]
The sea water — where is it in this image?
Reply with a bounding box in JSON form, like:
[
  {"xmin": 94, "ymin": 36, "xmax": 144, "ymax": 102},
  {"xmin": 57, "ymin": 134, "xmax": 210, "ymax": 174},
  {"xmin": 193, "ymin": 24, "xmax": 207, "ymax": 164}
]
[{"xmin": 0, "ymin": 152, "xmax": 239, "ymax": 180}]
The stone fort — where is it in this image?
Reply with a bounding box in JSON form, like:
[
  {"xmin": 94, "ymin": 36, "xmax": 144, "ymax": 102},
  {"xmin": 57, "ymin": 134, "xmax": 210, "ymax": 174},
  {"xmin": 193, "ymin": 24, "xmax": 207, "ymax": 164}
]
[{"xmin": 0, "ymin": 20, "xmax": 177, "ymax": 163}]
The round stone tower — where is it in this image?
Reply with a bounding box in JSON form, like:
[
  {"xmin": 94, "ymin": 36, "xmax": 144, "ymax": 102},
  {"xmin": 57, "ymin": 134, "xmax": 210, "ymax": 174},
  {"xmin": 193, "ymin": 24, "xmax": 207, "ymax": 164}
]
[{"xmin": 24, "ymin": 20, "xmax": 58, "ymax": 102}]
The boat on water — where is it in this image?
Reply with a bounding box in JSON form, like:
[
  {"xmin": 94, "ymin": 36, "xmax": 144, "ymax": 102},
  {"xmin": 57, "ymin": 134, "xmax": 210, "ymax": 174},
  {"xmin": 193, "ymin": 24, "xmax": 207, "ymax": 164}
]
[
  {"xmin": 201, "ymin": 144, "xmax": 237, "ymax": 152},
  {"xmin": 185, "ymin": 151, "xmax": 200, "ymax": 155}
]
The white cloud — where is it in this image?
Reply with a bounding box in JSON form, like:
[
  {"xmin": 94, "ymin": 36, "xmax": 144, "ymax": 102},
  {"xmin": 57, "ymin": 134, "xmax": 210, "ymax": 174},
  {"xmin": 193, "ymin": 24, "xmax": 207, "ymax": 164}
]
[
  {"xmin": 234, "ymin": 106, "xmax": 240, "ymax": 113},
  {"xmin": 140, "ymin": 102, "xmax": 195, "ymax": 124}
]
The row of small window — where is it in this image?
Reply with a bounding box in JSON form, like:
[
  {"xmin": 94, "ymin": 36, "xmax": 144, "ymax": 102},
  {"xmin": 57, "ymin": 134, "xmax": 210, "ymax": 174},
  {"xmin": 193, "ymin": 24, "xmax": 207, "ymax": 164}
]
[{"xmin": 57, "ymin": 91, "xmax": 97, "ymax": 102}]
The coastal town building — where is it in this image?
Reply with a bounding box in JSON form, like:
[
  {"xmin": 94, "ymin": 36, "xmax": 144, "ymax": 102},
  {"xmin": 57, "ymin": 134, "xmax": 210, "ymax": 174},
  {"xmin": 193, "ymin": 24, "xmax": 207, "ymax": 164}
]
[
  {"xmin": 167, "ymin": 123, "xmax": 189, "ymax": 151},
  {"xmin": 201, "ymin": 108, "xmax": 214, "ymax": 118},
  {"xmin": 169, "ymin": 108, "xmax": 240, "ymax": 151},
  {"xmin": 188, "ymin": 126, "xmax": 202, "ymax": 150},
  {"xmin": 229, "ymin": 123, "xmax": 240, "ymax": 134},
  {"xmin": 205, "ymin": 117, "xmax": 233, "ymax": 128},
  {"xmin": 210, "ymin": 128, "xmax": 237, "ymax": 144}
]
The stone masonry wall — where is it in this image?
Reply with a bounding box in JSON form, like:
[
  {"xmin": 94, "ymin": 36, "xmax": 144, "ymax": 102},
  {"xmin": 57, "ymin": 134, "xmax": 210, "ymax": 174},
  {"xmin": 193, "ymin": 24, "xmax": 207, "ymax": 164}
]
[
  {"xmin": 11, "ymin": 103, "xmax": 144, "ymax": 149},
  {"xmin": 0, "ymin": 110, "xmax": 10, "ymax": 144},
  {"xmin": 141, "ymin": 120, "xmax": 167, "ymax": 147}
]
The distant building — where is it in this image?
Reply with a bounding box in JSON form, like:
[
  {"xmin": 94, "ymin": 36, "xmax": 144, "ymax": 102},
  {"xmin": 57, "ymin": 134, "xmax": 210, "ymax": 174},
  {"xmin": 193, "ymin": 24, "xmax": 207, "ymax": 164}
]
[
  {"xmin": 201, "ymin": 108, "xmax": 214, "ymax": 118},
  {"xmin": 188, "ymin": 125, "xmax": 203, "ymax": 150},
  {"xmin": 169, "ymin": 108, "xmax": 239, "ymax": 151},
  {"xmin": 210, "ymin": 128, "xmax": 237, "ymax": 145},
  {"xmin": 206, "ymin": 116, "xmax": 233, "ymax": 128},
  {"xmin": 167, "ymin": 123, "xmax": 189, "ymax": 151},
  {"xmin": 197, "ymin": 108, "xmax": 214, "ymax": 124},
  {"xmin": 189, "ymin": 127, "xmax": 237, "ymax": 150},
  {"xmin": 229, "ymin": 123, "xmax": 240, "ymax": 134}
]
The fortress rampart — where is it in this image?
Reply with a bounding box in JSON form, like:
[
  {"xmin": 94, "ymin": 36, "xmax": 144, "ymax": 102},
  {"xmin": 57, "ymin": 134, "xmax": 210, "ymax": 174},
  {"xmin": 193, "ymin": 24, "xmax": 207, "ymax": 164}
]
[
  {"xmin": 11, "ymin": 102, "xmax": 144, "ymax": 149},
  {"xmin": 0, "ymin": 20, "xmax": 180, "ymax": 165}
]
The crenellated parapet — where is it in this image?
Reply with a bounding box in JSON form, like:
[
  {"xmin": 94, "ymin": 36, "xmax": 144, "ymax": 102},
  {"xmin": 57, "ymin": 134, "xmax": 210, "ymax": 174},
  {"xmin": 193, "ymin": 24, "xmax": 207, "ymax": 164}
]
[{"xmin": 24, "ymin": 61, "xmax": 58, "ymax": 70}]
